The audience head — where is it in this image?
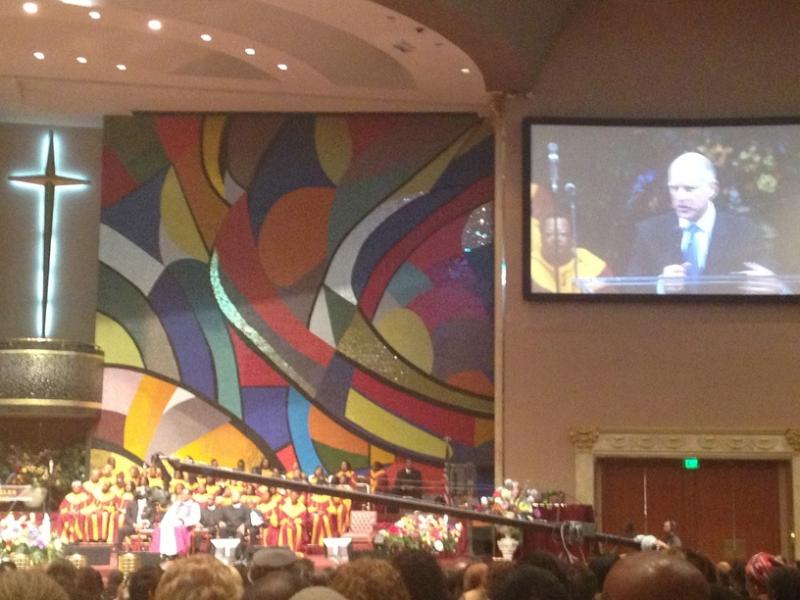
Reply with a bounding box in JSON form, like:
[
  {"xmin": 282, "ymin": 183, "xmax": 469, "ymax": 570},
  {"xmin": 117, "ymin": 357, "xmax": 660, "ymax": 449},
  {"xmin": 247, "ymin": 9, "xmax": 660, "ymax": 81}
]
[
  {"xmin": 490, "ymin": 564, "xmax": 568, "ymax": 600},
  {"xmin": 391, "ymin": 549, "xmax": 448, "ymax": 600},
  {"xmin": 602, "ymin": 551, "xmax": 710, "ymax": 600},
  {"xmin": 128, "ymin": 565, "xmax": 163, "ymax": 600},
  {"xmin": 249, "ymin": 547, "xmax": 300, "ymax": 584},
  {"xmin": 0, "ymin": 569, "xmax": 69, "ymax": 600},
  {"xmin": 565, "ymin": 564, "xmax": 598, "ymax": 600},
  {"xmin": 46, "ymin": 558, "xmax": 78, "ymax": 598},
  {"xmin": 767, "ymin": 566, "xmax": 800, "ymax": 600},
  {"xmin": 331, "ymin": 557, "xmax": 411, "ymax": 600},
  {"xmin": 588, "ymin": 554, "xmax": 619, "ymax": 591},
  {"xmin": 745, "ymin": 553, "xmax": 785, "ymax": 599},
  {"xmin": 463, "ymin": 562, "xmax": 488, "ymax": 592},
  {"xmin": 243, "ymin": 570, "xmax": 306, "ymax": 600},
  {"xmin": 74, "ymin": 566, "xmax": 104, "ymax": 600},
  {"xmin": 154, "ymin": 554, "xmax": 243, "ymax": 600},
  {"xmin": 290, "ymin": 587, "xmax": 348, "ymax": 600},
  {"xmin": 519, "ymin": 551, "xmax": 569, "ymax": 591}
]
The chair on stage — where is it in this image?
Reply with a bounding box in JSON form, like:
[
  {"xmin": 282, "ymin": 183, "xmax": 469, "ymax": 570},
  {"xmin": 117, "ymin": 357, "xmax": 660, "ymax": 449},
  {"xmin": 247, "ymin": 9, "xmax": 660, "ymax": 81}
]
[{"xmin": 344, "ymin": 510, "xmax": 376, "ymax": 552}]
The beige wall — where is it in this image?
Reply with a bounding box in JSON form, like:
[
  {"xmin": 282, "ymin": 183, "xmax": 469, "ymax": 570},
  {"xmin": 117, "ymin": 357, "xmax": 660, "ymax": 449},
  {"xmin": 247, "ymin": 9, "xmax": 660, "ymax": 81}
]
[
  {"xmin": 497, "ymin": 94, "xmax": 800, "ymax": 498},
  {"xmin": 495, "ymin": 0, "xmax": 800, "ymax": 497},
  {"xmin": 0, "ymin": 124, "xmax": 102, "ymax": 344}
]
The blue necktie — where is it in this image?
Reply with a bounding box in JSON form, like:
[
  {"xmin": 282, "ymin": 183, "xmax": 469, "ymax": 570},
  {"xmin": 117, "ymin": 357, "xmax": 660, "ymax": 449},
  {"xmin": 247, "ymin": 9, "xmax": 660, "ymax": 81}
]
[{"xmin": 683, "ymin": 223, "xmax": 701, "ymax": 277}]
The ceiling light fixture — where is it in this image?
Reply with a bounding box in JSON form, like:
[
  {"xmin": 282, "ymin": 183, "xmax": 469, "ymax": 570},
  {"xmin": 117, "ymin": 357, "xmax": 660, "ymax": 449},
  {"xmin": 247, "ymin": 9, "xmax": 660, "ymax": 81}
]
[
  {"xmin": 33, "ymin": 51, "xmax": 45, "ymax": 60},
  {"xmin": 460, "ymin": 67, "xmax": 471, "ymax": 74},
  {"xmin": 76, "ymin": 56, "xmax": 87, "ymax": 64},
  {"xmin": 148, "ymin": 19, "xmax": 162, "ymax": 31},
  {"xmin": 277, "ymin": 63, "xmax": 288, "ymax": 71},
  {"xmin": 60, "ymin": 0, "xmax": 94, "ymax": 7},
  {"xmin": 22, "ymin": 2, "xmax": 39, "ymax": 14},
  {"xmin": 244, "ymin": 47, "xmax": 256, "ymax": 56},
  {"xmin": 200, "ymin": 33, "xmax": 212, "ymax": 42},
  {"xmin": 116, "ymin": 64, "xmax": 127, "ymax": 71},
  {"xmin": 88, "ymin": 10, "xmax": 100, "ymax": 19}
]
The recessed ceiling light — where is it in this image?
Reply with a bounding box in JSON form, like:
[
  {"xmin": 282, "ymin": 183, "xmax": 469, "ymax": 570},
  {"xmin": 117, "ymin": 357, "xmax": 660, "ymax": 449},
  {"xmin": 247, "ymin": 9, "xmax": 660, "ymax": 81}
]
[
  {"xmin": 33, "ymin": 51, "xmax": 45, "ymax": 60},
  {"xmin": 148, "ymin": 19, "xmax": 162, "ymax": 31},
  {"xmin": 60, "ymin": 0, "xmax": 94, "ymax": 7},
  {"xmin": 76, "ymin": 56, "xmax": 88, "ymax": 64},
  {"xmin": 244, "ymin": 47, "xmax": 256, "ymax": 56},
  {"xmin": 200, "ymin": 33, "xmax": 212, "ymax": 42},
  {"xmin": 460, "ymin": 67, "xmax": 471, "ymax": 74},
  {"xmin": 277, "ymin": 63, "xmax": 288, "ymax": 71},
  {"xmin": 116, "ymin": 64, "xmax": 127, "ymax": 71},
  {"xmin": 22, "ymin": 2, "xmax": 38, "ymax": 14},
  {"xmin": 88, "ymin": 10, "xmax": 101, "ymax": 19}
]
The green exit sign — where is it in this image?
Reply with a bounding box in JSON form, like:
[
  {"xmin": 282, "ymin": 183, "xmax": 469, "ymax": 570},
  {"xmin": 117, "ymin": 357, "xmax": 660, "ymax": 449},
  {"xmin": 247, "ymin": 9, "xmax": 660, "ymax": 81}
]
[{"xmin": 683, "ymin": 457, "xmax": 700, "ymax": 470}]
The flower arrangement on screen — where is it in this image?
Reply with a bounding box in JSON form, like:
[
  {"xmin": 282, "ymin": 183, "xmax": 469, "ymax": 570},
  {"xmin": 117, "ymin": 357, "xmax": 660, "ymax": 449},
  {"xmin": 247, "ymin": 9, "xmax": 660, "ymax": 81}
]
[
  {"xmin": 0, "ymin": 513, "xmax": 62, "ymax": 565},
  {"xmin": 377, "ymin": 512, "xmax": 462, "ymax": 554}
]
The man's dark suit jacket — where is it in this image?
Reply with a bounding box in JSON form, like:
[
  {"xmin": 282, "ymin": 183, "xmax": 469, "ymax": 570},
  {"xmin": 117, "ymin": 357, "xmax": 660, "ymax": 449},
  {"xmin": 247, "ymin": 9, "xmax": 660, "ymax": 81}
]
[
  {"xmin": 219, "ymin": 503, "xmax": 250, "ymax": 536},
  {"xmin": 627, "ymin": 211, "xmax": 772, "ymax": 277},
  {"xmin": 394, "ymin": 468, "xmax": 423, "ymax": 498}
]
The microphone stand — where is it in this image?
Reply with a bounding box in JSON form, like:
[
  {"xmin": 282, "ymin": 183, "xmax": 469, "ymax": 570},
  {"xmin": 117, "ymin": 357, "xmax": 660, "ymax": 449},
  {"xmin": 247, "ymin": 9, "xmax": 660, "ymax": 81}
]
[{"xmin": 565, "ymin": 183, "xmax": 579, "ymax": 286}]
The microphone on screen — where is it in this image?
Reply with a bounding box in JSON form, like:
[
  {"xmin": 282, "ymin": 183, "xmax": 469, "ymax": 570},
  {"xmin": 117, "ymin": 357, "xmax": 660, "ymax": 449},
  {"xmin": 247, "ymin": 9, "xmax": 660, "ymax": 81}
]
[{"xmin": 547, "ymin": 142, "xmax": 560, "ymax": 194}]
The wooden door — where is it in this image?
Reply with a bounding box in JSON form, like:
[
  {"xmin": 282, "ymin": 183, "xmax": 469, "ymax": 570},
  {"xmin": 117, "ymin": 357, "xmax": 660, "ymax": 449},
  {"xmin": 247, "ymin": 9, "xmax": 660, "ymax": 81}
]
[{"xmin": 598, "ymin": 458, "xmax": 788, "ymax": 561}]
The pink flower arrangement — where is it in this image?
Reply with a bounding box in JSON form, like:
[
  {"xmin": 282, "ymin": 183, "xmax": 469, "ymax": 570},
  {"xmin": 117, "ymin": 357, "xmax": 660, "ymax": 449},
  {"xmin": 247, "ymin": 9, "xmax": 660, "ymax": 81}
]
[
  {"xmin": 378, "ymin": 512, "xmax": 462, "ymax": 554},
  {"xmin": 0, "ymin": 513, "xmax": 62, "ymax": 565}
]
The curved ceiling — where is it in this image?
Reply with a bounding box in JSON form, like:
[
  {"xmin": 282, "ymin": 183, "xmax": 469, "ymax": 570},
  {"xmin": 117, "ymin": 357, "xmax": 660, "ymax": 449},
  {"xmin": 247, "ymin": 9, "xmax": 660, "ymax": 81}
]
[
  {"xmin": 3, "ymin": 0, "xmax": 800, "ymax": 126},
  {"xmin": 0, "ymin": 0, "xmax": 486, "ymax": 125}
]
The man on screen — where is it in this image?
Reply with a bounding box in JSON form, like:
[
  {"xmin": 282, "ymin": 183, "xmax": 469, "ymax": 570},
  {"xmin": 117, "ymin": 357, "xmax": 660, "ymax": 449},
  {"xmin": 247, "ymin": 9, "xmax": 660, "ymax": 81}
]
[
  {"xmin": 531, "ymin": 212, "xmax": 611, "ymax": 293},
  {"xmin": 627, "ymin": 151, "xmax": 782, "ymax": 293}
]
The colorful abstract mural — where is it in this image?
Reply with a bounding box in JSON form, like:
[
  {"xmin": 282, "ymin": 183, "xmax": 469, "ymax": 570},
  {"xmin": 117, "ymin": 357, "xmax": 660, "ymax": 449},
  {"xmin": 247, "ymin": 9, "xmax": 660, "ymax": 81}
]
[{"xmin": 94, "ymin": 113, "xmax": 494, "ymax": 492}]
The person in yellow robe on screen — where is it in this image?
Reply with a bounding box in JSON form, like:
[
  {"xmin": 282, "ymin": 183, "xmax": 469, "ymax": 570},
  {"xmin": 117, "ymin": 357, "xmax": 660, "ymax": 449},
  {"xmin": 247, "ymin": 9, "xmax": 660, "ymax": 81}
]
[{"xmin": 531, "ymin": 213, "xmax": 611, "ymax": 293}]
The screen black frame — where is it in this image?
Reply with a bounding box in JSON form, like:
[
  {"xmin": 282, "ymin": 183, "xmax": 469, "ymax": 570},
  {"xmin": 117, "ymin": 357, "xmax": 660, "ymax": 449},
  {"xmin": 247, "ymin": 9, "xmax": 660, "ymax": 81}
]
[{"xmin": 522, "ymin": 116, "xmax": 800, "ymax": 303}]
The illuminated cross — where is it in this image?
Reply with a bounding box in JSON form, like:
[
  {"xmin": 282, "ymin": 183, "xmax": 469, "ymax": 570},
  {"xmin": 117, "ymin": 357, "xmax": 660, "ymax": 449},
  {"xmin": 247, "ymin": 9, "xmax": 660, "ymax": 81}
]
[{"xmin": 8, "ymin": 130, "xmax": 90, "ymax": 337}]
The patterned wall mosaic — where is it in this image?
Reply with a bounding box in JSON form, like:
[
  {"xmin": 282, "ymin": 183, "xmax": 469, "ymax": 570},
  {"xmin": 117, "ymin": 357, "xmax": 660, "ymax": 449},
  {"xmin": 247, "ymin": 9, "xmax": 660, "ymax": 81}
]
[{"xmin": 93, "ymin": 113, "xmax": 494, "ymax": 490}]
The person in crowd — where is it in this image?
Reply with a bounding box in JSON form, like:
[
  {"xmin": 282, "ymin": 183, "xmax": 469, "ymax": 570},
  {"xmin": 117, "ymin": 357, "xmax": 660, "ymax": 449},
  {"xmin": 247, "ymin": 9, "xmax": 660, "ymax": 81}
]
[
  {"xmin": 565, "ymin": 564, "xmax": 598, "ymax": 600},
  {"xmin": 392, "ymin": 549, "xmax": 449, "ymax": 600},
  {"xmin": 627, "ymin": 151, "xmax": 781, "ymax": 293},
  {"xmin": 46, "ymin": 558, "xmax": 78, "ymax": 599},
  {"xmin": 331, "ymin": 558, "xmax": 411, "ymax": 600},
  {"xmin": 662, "ymin": 519, "xmax": 683, "ymax": 549},
  {"xmin": 394, "ymin": 459, "xmax": 423, "ymax": 499},
  {"xmin": 74, "ymin": 566, "xmax": 104, "ymax": 600},
  {"xmin": 153, "ymin": 554, "xmax": 243, "ymax": 600},
  {"xmin": 602, "ymin": 551, "xmax": 711, "ymax": 600},
  {"xmin": 309, "ymin": 466, "xmax": 328, "ymax": 486},
  {"xmin": 461, "ymin": 562, "xmax": 488, "ymax": 600},
  {"xmin": 243, "ymin": 570, "xmax": 307, "ymax": 600},
  {"xmin": 531, "ymin": 212, "xmax": 611, "ymax": 293},
  {"xmin": 587, "ymin": 553, "xmax": 619, "ymax": 592},
  {"xmin": 128, "ymin": 565, "xmax": 163, "ymax": 600},
  {"xmin": 767, "ymin": 566, "xmax": 800, "ymax": 600},
  {"xmin": 236, "ymin": 459, "xmax": 247, "ymax": 472},
  {"xmin": 0, "ymin": 569, "xmax": 69, "ymax": 600},
  {"xmin": 290, "ymin": 587, "xmax": 348, "ymax": 600},
  {"xmin": 307, "ymin": 488, "xmax": 333, "ymax": 546},
  {"xmin": 519, "ymin": 551, "xmax": 569, "ymax": 591},
  {"xmin": 219, "ymin": 490, "xmax": 251, "ymax": 539},
  {"xmin": 745, "ymin": 552, "xmax": 785, "ymax": 600},
  {"xmin": 57, "ymin": 480, "xmax": 88, "ymax": 543},
  {"xmin": 278, "ymin": 490, "xmax": 307, "ymax": 551},
  {"xmin": 335, "ymin": 461, "xmax": 357, "ymax": 488},
  {"xmin": 248, "ymin": 546, "xmax": 300, "ymax": 585},
  {"xmin": 102, "ymin": 570, "xmax": 124, "ymax": 600},
  {"xmin": 369, "ymin": 462, "xmax": 389, "ymax": 494},
  {"xmin": 489, "ymin": 564, "xmax": 568, "ymax": 600},
  {"xmin": 116, "ymin": 482, "xmax": 154, "ymax": 549},
  {"xmin": 150, "ymin": 488, "xmax": 201, "ymax": 556}
]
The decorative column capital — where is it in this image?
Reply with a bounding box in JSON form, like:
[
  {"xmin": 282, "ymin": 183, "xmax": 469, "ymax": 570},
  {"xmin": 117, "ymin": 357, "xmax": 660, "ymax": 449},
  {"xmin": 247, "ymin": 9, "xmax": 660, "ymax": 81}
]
[
  {"xmin": 785, "ymin": 429, "xmax": 800, "ymax": 452},
  {"xmin": 569, "ymin": 427, "xmax": 599, "ymax": 452}
]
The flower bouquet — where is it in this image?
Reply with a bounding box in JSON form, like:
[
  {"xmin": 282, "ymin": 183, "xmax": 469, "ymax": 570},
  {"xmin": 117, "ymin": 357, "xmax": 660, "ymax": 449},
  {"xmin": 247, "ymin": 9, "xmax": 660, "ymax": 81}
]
[
  {"xmin": 377, "ymin": 512, "xmax": 462, "ymax": 554},
  {"xmin": 480, "ymin": 479, "xmax": 568, "ymax": 540},
  {"xmin": 0, "ymin": 513, "xmax": 63, "ymax": 567}
]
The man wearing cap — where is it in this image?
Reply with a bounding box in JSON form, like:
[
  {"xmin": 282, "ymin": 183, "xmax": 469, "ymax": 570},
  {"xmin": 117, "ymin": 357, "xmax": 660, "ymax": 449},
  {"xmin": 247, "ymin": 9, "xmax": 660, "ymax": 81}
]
[{"xmin": 248, "ymin": 546, "xmax": 299, "ymax": 584}]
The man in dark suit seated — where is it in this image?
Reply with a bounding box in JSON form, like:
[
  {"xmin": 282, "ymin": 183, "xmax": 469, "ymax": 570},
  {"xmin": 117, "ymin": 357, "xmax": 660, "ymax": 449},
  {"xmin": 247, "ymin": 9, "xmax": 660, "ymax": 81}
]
[
  {"xmin": 393, "ymin": 458, "xmax": 423, "ymax": 499},
  {"xmin": 218, "ymin": 491, "xmax": 250, "ymax": 539},
  {"xmin": 192, "ymin": 495, "xmax": 224, "ymax": 553},
  {"xmin": 627, "ymin": 151, "xmax": 783, "ymax": 294},
  {"xmin": 115, "ymin": 486, "xmax": 153, "ymax": 550}
]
